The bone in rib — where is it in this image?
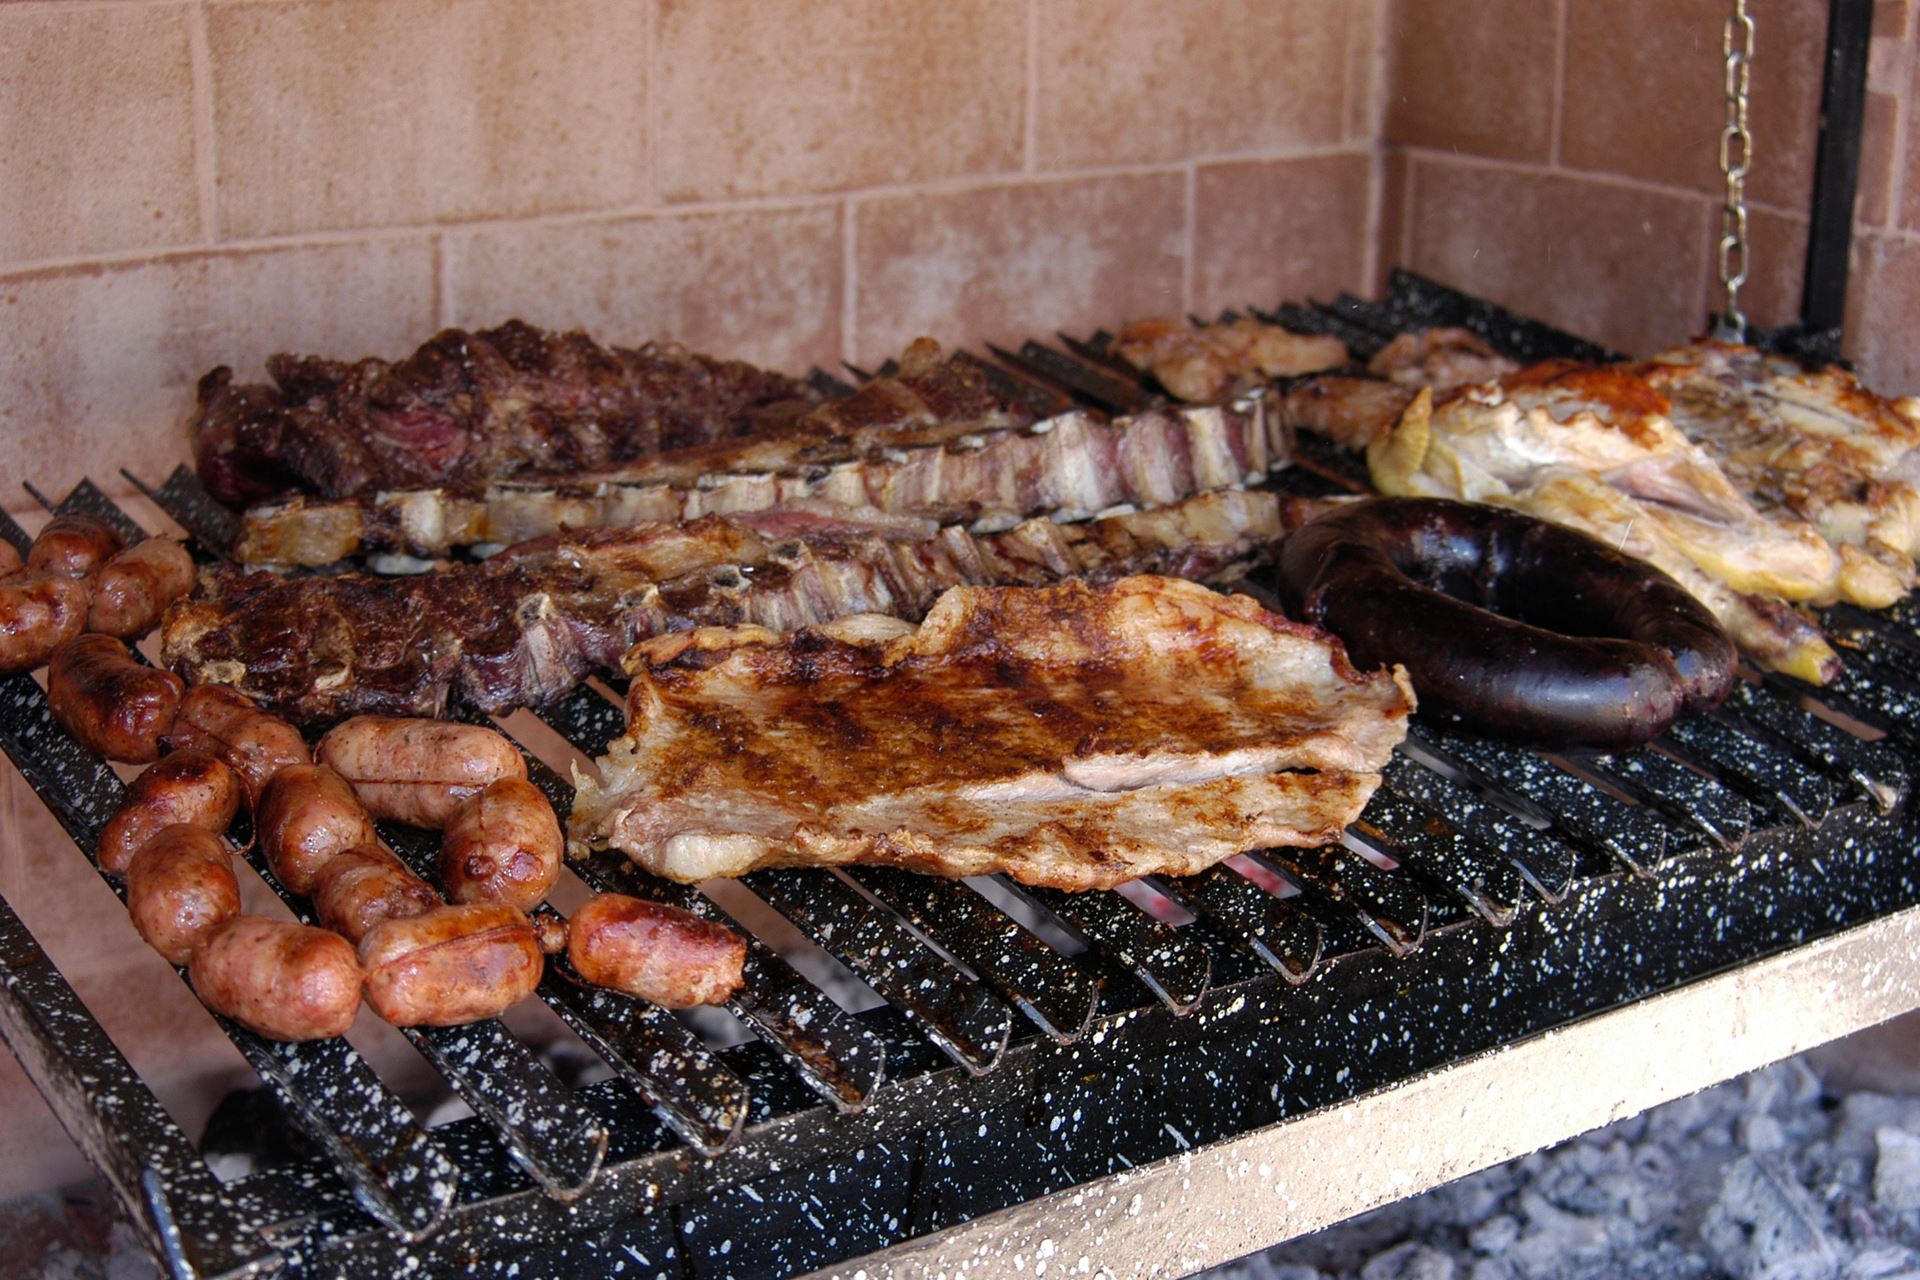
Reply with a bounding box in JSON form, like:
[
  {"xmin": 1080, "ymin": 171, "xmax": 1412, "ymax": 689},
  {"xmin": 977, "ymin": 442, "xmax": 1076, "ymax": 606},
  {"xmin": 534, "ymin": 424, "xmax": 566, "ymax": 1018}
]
[{"xmin": 162, "ymin": 490, "xmax": 1285, "ymax": 728}]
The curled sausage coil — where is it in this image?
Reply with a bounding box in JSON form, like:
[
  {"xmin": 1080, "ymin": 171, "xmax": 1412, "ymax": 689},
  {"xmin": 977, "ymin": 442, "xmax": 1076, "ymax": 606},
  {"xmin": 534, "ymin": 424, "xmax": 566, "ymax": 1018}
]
[{"xmin": 1273, "ymin": 497, "xmax": 1736, "ymax": 750}]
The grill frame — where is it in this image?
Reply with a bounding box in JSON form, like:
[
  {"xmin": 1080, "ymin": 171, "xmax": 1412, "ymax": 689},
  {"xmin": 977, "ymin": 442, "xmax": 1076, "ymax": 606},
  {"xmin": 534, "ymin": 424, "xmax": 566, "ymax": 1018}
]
[{"xmin": 3, "ymin": 273, "xmax": 1919, "ymax": 1278}]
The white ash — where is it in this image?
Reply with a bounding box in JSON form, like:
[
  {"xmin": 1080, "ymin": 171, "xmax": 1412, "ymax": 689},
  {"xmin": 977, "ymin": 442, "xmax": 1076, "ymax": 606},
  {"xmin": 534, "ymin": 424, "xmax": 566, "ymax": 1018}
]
[{"xmin": 1212, "ymin": 1057, "xmax": 1920, "ymax": 1280}]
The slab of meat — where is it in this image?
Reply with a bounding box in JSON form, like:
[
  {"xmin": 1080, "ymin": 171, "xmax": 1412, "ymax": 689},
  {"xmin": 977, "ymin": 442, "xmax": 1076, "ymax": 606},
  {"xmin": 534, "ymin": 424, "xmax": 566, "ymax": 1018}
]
[
  {"xmin": 1365, "ymin": 360, "xmax": 1902, "ymax": 683},
  {"xmin": 232, "ymin": 376, "xmax": 1268, "ymax": 568},
  {"xmin": 568, "ymin": 577, "xmax": 1414, "ymax": 890},
  {"xmin": 1276, "ymin": 328, "xmax": 1523, "ymax": 452},
  {"xmin": 1640, "ymin": 342, "xmax": 1920, "ymax": 599},
  {"xmin": 162, "ymin": 490, "xmax": 1285, "ymax": 727},
  {"xmin": 1113, "ymin": 316, "xmax": 1351, "ymax": 403},
  {"xmin": 193, "ymin": 320, "xmax": 823, "ymax": 506}
]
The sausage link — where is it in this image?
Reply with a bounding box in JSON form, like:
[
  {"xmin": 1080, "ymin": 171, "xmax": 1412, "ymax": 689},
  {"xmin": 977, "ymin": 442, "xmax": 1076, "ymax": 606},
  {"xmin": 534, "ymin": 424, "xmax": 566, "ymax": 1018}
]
[
  {"xmin": 256, "ymin": 764, "xmax": 377, "ymax": 895},
  {"xmin": 126, "ymin": 825, "xmax": 241, "ymax": 966},
  {"xmin": 28, "ymin": 514, "xmax": 124, "ymax": 583},
  {"xmin": 566, "ymin": 893, "xmax": 745, "ymax": 1009},
  {"xmin": 310, "ymin": 845, "xmax": 439, "ymax": 944},
  {"xmin": 439, "ymin": 778, "xmax": 562, "ymax": 911},
  {"xmin": 87, "ymin": 539, "xmax": 195, "ymax": 639},
  {"xmin": 48, "ymin": 634, "xmax": 183, "ymax": 763},
  {"xmin": 317, "ymin": 716, "xmax": 527, "ymax": 828},
  {"xmin": 189, "ymin": 916, "xmax": 362, "ymax": 1041},
  {"xmin": 358, "ymin": 903, "xmax": 543, "ymax": 1027},
  {"xmin": 99, "ymin": 748, "xmax": 242, "ymax": 876},
  {"xmin": 166, "ymin": 684, "xmax": 311, "ymax": 805},
  {"xmin": 0, "ymin": 571, "xmax": 89, "ymax": 675}
]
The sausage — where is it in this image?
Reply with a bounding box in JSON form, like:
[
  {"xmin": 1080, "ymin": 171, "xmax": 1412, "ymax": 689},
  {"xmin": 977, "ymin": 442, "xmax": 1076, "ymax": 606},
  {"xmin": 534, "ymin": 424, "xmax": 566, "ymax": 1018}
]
[
  {"xmin": 439, "ymin": 778, "xmax": 562, "ymax": 910},
  {"xmin": 125, "ymin": 825, "xmax": 240, "ymax": 966},
  {"xmin": 1273, "ymin": 497, "xmax": 1737, "ymax": 750},
  {"xmin": 87, "ymin": 539, "xmax": 196, "ymax": 639},
  {"xmin": 358, "ymin": 902, "xmax": 543, "ymax": 1027},
  {"xmin": 310, "ymin": 844, "xmax": 439, "ymax": 943},
  {"xmin": 188, "ymin": 916, "xmax": 362, "ymax": 1042},
  {"xmin": 27, "ymin": 513, "xmax": 124, "ymax": 583},
  {"xmin": 0, "ymin": 570, "xmax": 89, "ymax": 675},
  {"xmin": 166, "ymin": 684, "xmax": 311, "ymax": 805},
  {"xmin": 256, "ymin": 764, "xmax": 377, "ymax": 895},
  {"xmin": 98, "ymin": 748, "xmax": 242, "ymax": 876},
  {"xmin": 566, "ymin": 893, "xmax": 745, "ymax": 1009},
  {"xmin": 317, "ymin": 716, "xmax": 527, "ymax": 828},
  {"xmin": 47, "ymin": 634, "xmax": 184, "ymax": 763}
]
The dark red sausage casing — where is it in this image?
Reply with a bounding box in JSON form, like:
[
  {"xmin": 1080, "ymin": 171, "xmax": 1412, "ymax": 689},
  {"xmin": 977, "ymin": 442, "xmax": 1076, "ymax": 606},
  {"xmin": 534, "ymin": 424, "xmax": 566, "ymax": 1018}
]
[
  {"xmin": 566, "ymin": 893, "xmax": 745, "ymax": 1009},
  {"xmin": 359, "ymin": 902, "xmax": 543, "ymax": 1027},
  {"xmin": 98, "ymin": 748, "xmax": 243, "ymax": 876},
  {"xmin": 1274, "ymin": 497, "xmax": 1737, "ymax": 750},
  {"xmin": 126, "ymin": 825, "xmax": 241, "ymax": 966},
  {"xmin": 27, "ymin": 513, "xmax": 124, "ymax": 583},
  {"xmin": 317, "ymin": 716, "xmax": 528, "ymax": 828},
  {"xmin": 88, "ymin": 539, "xmax": 196, "ymax": 639},
  {"xmin": 48, "ymin": 634, "xmax": 184, "ymax": 763},
  {"xmin": 257, "ymin": 764, "xmax": 378, "ymax": 895},
  {"xmin": 189, "ymin": 916, "xmax": 362, "ymax": 1042},
  {"xmin": 439, "ymin": 778, "xmax": 562, "ymax": 911},
  {"xmin": 0, "ymin": 570, "xmax": 89, "ymax": 675},
  {"xmin": 310, "ymin": 844, "xmax": 439, "ymax": 943},
  {"xmin": 166, "ymin": 684, "xmax": 311, "ymax": 805}
]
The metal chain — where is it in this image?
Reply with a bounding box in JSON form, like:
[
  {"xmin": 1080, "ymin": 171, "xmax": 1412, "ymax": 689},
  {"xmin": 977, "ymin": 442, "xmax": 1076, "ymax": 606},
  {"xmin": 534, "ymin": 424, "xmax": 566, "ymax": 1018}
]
[{"xmin": 1714, "ymin": 0, "xmax": 1756, "ymax": 341}]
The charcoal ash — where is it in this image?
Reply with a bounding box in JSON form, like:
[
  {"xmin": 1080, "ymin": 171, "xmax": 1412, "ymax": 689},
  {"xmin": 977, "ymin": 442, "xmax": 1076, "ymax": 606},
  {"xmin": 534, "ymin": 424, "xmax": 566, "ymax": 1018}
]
[{"xmin": 1213, "ymin": 1056, "xmax": 1920, "ymax": 1280}]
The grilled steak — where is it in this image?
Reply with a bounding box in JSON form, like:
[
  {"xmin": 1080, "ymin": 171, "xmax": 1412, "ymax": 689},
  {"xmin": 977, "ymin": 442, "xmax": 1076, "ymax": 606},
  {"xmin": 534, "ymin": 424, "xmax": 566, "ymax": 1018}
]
[
  {"xmin": 163, "ymin": 491, "xmax": 1285, "ymax": 727},
  {"xmin": 193, "ymin": 320, "xmax": 823, "ymax": 506},
  {"xmin": 568, "ymin": 576, "xmax": 1415, "ymax": 890}
]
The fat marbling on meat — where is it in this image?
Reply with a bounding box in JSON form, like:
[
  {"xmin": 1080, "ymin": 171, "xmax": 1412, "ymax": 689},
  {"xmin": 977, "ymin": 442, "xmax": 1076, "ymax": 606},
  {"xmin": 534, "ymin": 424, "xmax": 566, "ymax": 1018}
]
[{"xmin": 568, "ymin": 576, "xmax": 1415, "ymax": 891}]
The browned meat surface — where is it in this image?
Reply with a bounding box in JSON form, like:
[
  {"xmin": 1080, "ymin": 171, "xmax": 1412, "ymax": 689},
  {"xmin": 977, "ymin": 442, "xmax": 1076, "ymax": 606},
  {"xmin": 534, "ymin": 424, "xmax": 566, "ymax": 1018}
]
[
  {"xmin": 163, "ymin": 490, "xmax": 1284, "ymax": 726},
  {"xmin": 1366, "ymin": 326, "xmax": 1519, "ymax": 390},
  {"xmin": 192, "ymin": 320, "xmax": 822, "ymax": 505},
  {"xmin": 569, "ymin": 577, "xmax": 1414, "ymax": 890},
  {"xmin": 1114, "ymin": 316, "xmax": 1350, "ymax": 402}
]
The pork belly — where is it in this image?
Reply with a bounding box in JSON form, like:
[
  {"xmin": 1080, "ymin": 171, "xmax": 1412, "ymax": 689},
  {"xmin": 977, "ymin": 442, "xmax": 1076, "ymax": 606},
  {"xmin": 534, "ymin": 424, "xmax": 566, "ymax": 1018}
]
[
  {"xmin": 162, "ymin": 491, "xmax": 1285, "ymax": 727},
  {"xmin": 568, "ymin": 577, "xmax": 1414, "ymax": 890}
]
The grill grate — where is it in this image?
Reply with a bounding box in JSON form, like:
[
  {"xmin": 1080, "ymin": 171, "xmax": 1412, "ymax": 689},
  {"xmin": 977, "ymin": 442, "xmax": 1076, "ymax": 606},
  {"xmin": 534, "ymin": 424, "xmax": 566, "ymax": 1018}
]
[{"xmin": 2, "ymin": 274, "xmax": 1918, "ymax": 1277}]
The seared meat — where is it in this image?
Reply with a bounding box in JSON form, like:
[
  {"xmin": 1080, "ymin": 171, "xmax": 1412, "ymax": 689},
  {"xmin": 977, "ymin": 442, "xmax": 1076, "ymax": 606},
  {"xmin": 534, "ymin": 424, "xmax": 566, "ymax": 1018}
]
[
  {"xmin": 568, "ymin": 577, "xmax": 1414, "ymax": 890},
  {"xmin": 234, "ymin": 394, "xmax": 1278, "ymax": 567},
  {"xmin": 1114, "ymin": 317, "xmax": 1350, "ymax": 403},
  {"xmin": 1277, "ymin": 329, "xmax": 1519, "ymax": 452},
  {"xmin": 1366, "ymin": 326, "xmax": 1520, "ymax": 391},
  {"xmin": 193, "ymin": 320, "xmax": 822, "ymax": 506},
  {"xmin": 1641, "ymin": 342, "xmax": 1920, "ymax": 598},
  {"xmin": 163, "ymin": 491, "xmax": 1285, "ymax": 727},
  {"xmin": 1365, "ymin": 360, "xmax": 1903, "ymax": 683}
]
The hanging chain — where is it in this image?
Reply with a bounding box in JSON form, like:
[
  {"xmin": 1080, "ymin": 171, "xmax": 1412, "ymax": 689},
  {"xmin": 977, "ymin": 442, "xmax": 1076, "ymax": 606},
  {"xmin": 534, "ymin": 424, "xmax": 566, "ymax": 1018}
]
[{"xmin": 1714, "ymin": 0, "xmax": 1756, "ymax": 341}]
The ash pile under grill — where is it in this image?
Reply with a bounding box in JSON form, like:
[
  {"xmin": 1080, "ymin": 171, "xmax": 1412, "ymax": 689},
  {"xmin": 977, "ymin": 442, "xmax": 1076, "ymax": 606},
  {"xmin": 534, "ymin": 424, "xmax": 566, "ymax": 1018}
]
[{"xmin": 1214, "ymin": 1049, "xmax": 1920, "ymax": 1280}]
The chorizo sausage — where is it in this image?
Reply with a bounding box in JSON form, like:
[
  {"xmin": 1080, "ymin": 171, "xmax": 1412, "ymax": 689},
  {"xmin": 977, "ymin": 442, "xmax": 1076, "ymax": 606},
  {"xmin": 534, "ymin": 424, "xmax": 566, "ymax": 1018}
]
[
  {"xmin": 125, "ymin": 825, "xmax": 240, "ymax": 966},
  {"xmin": 0, "ymin": 570, "xmax": 89, "ymax": 675},
  {"xmin": 48, "ymin": 634, "xmax": 184, "ymax": 763},
  {"xmin": 166, "ymin": 684, "xmax": 311, "ymax": 805},
  {"xmin": 256, "ymin": 764, "xmax": 377, "ymax": 895},
  {"xmin": 310, "ymin": 844, "xmax": 439, "ymax": 943},
  {"xmin": 439, "ymin": 778, "xmax": 562, "ymax": 911},
  {"xmin": 1273, "ymin": 497, "xmax": 1737, "ymax": 750},
  {"xmin": 566, "ymin": 893, "xmax": 745, "ymax": 1009},
  {"xmin": 98, "ymin": 748, "xmax": 242, "ymax": 876},
  {"xmin": 358, "ymin": 902, "xmax": 543, "ymax": 1027},
  {"xmin": 87, "ymin": 539, "xmax": 196, "ymax": 639},
  {"xmin": 188, "ymin": 916, "xmax": 362, "ymax": 1042},
  {"xmin": 317, "ymin": 716, "xmax": 527, "ymax": 828},
  {"xmin": 27, "ymin": 513, "xmax": 124, "ymax": 583}
]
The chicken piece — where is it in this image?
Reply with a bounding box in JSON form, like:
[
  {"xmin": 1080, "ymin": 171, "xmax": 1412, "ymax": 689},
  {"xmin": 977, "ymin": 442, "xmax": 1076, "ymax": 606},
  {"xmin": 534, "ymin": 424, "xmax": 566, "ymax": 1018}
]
[{"xmin": 1114, "ymin": 317, "xmax": 1350, "ymax": 402}]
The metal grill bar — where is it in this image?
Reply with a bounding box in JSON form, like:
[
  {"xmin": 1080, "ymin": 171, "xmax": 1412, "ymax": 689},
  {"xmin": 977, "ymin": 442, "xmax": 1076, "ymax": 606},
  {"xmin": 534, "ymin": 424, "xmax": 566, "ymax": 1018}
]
[
  {"xmin": 1003, "ymin": 880, "xmax": 1213, "ymax": 1016},
  {"xmin": 1578, "ymin": 749, "xmax": 1752, "ymax": 852},
  {"xmin": 124, "ymin": 465, "xmax": 239, "ymax": 559},
  {"xmin": 1348, "ymin": 784, "xmax": 1527, "ymax": 927},
  {"xmin": 1719, "ymin": 679, "xmax": 1909, "ymax": 812},
  {"xmin": 1253, "ymin": 845, "xmax": 1429, "ymax": 958},
  {"xmin": 1380, "ymin": 753, "xmax": 1579, "ymax": 904},
  {"xmin": 1660, "ymin": 713, "xmax": 1834, "ymax": 829},
  {"xmin": 983, "ymin": 341, "xmax": 1153, "ymax": 414},
  {"xmin": 1147, "ymin": 864, "xmax": 1325, "ymax": 983}
]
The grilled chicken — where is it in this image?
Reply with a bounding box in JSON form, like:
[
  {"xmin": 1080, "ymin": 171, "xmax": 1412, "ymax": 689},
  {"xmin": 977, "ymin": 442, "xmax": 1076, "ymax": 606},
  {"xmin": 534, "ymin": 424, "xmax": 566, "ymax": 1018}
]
[
  {"xmin": 1276, "ymin": 328, "xmax": 1521, "ymax": 451},
  {"xmin": 1114, "ymin": 316, "xmax": 1350, "ymax": 403},
  {"xmin": 568, "ymin": 577, "xmax": 1414, "ymax": 890},
  {"xmin": 1641, "ymin": 342, "xmax": 1920, "ymax": 598},
  {"xmin": 1365, "ymin": 361, "xmax": 1896, "ymax": 683},
  {"xmin": 163, "ymin": 491, "xmax": 1286, "ymax": 727}
]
